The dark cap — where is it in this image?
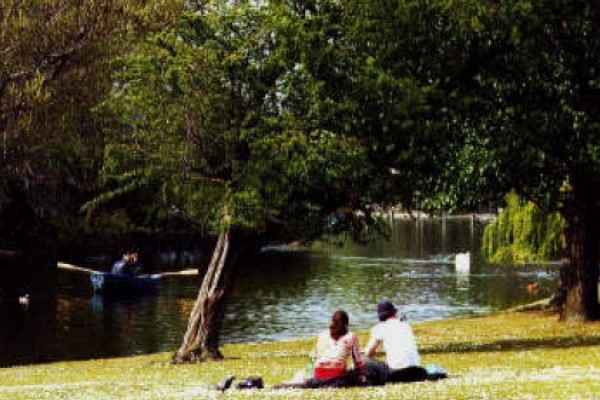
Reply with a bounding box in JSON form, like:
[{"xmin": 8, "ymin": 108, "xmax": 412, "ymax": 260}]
[{"xmin": 377, "ymin": 300, "xmax": 397, "ymax": 321}]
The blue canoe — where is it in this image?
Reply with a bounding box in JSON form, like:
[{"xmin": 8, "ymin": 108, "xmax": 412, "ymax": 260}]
[{"xmin": 90, "ymin": 272, "xmax": 160, "ymax": 295}]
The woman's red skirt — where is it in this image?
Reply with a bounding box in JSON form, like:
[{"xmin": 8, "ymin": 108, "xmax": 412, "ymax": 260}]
[{"xmin": 314, "ymin": 366, "xmax": 346, "ymax": 380}]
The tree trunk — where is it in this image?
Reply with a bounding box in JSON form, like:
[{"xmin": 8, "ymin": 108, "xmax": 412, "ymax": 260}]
[
  {"xmin": 172, "ymin": 227, "xmax": 260, "ymax": 363},
  {"xmin": 555, "ymin": 177, "xmax": 600, "ymax": 321}
]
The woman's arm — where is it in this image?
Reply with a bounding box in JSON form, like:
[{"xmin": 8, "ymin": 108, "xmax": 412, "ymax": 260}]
[
  {"xmin": 350, "ymin": 334, "xmax": 364, "ymax": 369},
  {"xmin": 313, "ymin": 330, "xmax": 327, "ymax": 361}
]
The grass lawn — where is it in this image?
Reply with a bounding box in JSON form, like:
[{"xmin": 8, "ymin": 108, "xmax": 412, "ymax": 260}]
[{"xmin": 1, "ymin": 310, "xmax": 600, "ymax": 399}]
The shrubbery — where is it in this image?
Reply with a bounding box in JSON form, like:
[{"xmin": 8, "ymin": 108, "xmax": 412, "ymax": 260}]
[{"xmin": 482, "ymin": 193, "xmax": 563, "ymax": 263}]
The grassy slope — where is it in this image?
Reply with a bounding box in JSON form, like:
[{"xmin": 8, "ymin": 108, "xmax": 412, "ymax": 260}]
[{"xmin": 1, "ymin": 311, "xmax": 600, "ymax": 400}]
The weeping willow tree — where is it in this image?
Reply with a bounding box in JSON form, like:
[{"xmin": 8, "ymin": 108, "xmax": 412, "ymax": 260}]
[{"xmin": 482, "ymin": 193, "xmax": 564, "ymax": 264}]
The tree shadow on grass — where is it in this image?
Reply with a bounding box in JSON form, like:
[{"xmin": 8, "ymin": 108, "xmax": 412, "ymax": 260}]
[{"xmin": 421, "ymin": 335, "xmax": 600, "ymax": 354}]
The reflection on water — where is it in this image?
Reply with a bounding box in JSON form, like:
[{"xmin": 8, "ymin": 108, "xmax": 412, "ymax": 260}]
[{"xmin": 0, "ymin": 217, "xmax": 559, "ymax": 366}]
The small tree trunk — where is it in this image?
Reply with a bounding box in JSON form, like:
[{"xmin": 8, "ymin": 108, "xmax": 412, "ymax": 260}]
[
  {"xmin": 172, "ymin": 227, "xmax": 261, "ymax": 363},
  {"xmin": 556, "ymin": 178, "xmax": 600, "ymax": 321}
]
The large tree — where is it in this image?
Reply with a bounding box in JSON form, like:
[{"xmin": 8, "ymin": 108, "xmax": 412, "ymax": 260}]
[
  {"xmin": 97, "ymin": 0, "xmax": 372, "ymax": 362},
  {"xmin": 336, "ymin": 0, "xmax": 600, "ymax": 321},
  {"xmin": 474, "ymin": 0, "xmax": 600, "ymax": 321},
  {"xmin": 414, "ymin": 0, "xmax": 600, "ymax": 321}
]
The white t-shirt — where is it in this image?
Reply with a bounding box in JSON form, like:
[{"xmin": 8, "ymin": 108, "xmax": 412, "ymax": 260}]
[{"xmin": 365, "ymin": 318, "xmax": 420, "ymax": 370}]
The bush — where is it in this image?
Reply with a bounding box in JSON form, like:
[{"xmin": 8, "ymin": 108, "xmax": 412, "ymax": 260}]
[{"xmin": 482, "ymin": 193, "xmax": 563, "ymax": 263}]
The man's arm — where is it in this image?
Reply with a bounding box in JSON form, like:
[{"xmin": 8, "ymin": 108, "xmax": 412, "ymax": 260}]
[
  {"xmin": 131, "ymin": 262, "xmax": 143, "ymax": 275},
  {"xmin": 364, "ymin": 335, "xmax": 380, "ymax": 357},
  {"xmin": 112, "ymin": 259, "xmax": 126, "ymax": 274}
]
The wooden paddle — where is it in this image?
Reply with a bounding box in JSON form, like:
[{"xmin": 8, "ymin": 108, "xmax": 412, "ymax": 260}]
[
  {"xmin": 57, "ymin": 261, "xmax": 198, "ymax": 276},
  {"xmin": 0, "ymin": 249, "xmax": 23, "ymax": 257},
  {"xmin": 155, "ymin": 269, "xmax": 198, "ymax": 276},
  {"xmin": 57, "ymin": 262, "xmax": 100, "ymax": 274}
]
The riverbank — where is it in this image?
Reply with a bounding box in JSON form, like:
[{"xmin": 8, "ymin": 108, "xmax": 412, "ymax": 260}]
[{"xmin": 2, "ymin": 308, "xmax": 600, "ymax": 399}]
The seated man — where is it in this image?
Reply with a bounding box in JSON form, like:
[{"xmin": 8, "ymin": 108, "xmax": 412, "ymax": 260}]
[
  {"xmin": 363, "ymin": 300, "xmax": 426, "ymax": 384},
  {"xmin": 111, "ymin": 249, "xmax": 143, "ymax": 275}
]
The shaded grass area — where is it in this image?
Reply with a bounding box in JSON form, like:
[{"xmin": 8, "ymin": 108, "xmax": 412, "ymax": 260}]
[{"xmin": 1, "ymin": 310, "xmax": 600, "ymax": 399}]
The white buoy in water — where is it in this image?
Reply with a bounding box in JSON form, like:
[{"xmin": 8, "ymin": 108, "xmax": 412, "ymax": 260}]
[{"xmin": 455, "ymin": 252, "xmax": 470, "ymax": 272}]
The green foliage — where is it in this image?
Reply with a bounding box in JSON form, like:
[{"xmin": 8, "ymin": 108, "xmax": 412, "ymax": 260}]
[
  {"xmin": 337, "ymin": 0, "xmax": 452, "ymax": 209},
  {"xmin": 0, "ymin": 0, "xmax": 182, "ymax": 246},
  {"xmin": 431, "ymin": 0, "xmax": 600, "ymax": 210},
  {"xmin": 96, "ymin": 1, "xmax": 374, "ymax": 241},
  {"xmin": 482, "ymin": 193, "xmax": 564, "ymax": 263},
  {"xmin": 5, "ymin": 0, "xmax": 598, "ymax": 262},
  {"xmin": 0, "ymin": 0, "xmax": 179, "ymax": 180}
]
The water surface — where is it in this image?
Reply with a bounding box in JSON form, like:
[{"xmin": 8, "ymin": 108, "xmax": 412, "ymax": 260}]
[{"xmin": 0, "ymin": 216, "xmax": 558, "ymax": 366}]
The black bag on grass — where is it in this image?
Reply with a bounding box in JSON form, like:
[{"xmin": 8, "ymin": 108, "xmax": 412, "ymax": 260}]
[{"xmin": 236, "ymin": 376, "xmax": 264, "ymax": 389}]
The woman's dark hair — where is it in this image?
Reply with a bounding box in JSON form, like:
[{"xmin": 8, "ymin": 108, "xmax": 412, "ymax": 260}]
[{"xmin": 329, "ymin": 310, "xmax": 349, "ymax": 340}]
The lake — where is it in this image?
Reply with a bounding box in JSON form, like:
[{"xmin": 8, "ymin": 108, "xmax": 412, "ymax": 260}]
[{"xmin": 0, "ymin": 216, "xmax": 558, "ymax": 367}]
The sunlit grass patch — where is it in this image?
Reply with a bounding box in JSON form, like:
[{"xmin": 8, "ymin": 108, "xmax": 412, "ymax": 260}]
[{"xmin": 1, "ymin": 311, "xmax": 600, "ymax": 399}]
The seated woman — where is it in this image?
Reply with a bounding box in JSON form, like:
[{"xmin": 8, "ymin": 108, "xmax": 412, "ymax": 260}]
[{"xmin": 312, "ymin": 310, "xmax": 364, "ymax": 381}]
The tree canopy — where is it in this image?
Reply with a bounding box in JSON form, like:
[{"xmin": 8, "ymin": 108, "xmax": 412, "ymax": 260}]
[
  {"xmin": 95, "ymin": 0, "xmax": 376, "ymax": 244},
  {"xmin": 0, "ymin": 0, "xmax": 180, "ymax": 235}
]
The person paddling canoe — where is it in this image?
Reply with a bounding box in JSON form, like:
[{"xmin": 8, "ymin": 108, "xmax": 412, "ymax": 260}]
[{"xmin": 111, "ymin": 248, "xmax": 143, "ymax": 275}]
